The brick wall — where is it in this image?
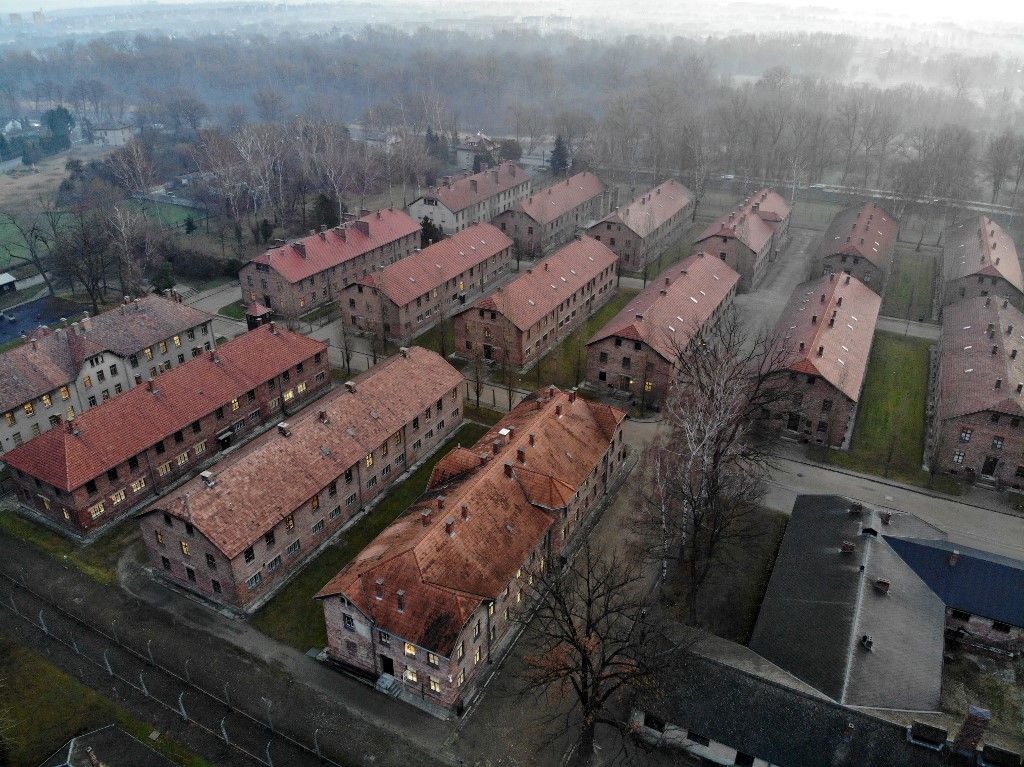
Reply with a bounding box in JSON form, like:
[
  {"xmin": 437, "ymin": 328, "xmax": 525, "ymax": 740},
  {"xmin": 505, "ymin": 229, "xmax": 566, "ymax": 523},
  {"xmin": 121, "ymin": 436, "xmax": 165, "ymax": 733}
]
[
  {"xmin": 943, "ymin": 275, "xmax": 1024, "ymax": 313},
  {"xmin": 934, "ymin": 410, "xmax": 1024, "ymax": 487},
  {"xmin": 821, "ymin": 254, "xmax": 886, "ymax": 295},
  {"xmin": 763, "ymin": 372, "xmax": 856, "ymax": 449}
]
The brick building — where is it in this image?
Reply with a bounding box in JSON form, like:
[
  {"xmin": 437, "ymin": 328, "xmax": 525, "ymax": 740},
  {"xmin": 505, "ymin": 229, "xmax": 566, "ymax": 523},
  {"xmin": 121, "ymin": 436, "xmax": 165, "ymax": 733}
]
[
  {"xmin": 341, "ymin": 223, "xmax": 514, "ymax": 342},
  {"xmin": 693, "ymin": 188, "xmax": 791, "ymax": 292},
  {"xmin": 452, "ymin": 235, "xmax": 618, "ymax": 369},
  {"xmin": 139, "ymin": 347, "xmax": 463, "ymax": 611},
  {"xmin": 586, "ymin": 179, "xmax": 693, "ymax": 273},
  {"xmin": 407, "ymin": 162, "xmax": 531, "ymax": 235},
  {"xmin": 493, "ymin": 172, "xmax": 612, "ymax": 258},
  {"xmin": 585, "ymin": 252, "xmax": 740, "ymax": 402},
  {"xmin": 765, "ymin": 273, "xmax": 881, "ymax": 449},
  {"xmin": 0, "ymin": 294, "xmax": 214, "ymax": 455},
  {"xmin": 931, "ymin": 296, "xmax": 1024, "ymax": 486},
  {"xmin": 316, "ymin": 386, "xmax": 627, "ymax": 712},
  {"xmin": 941, "ymin": 216, "xmax": 1024, "ymax": 311},
  {"xmin": 4, "ymin": 324, "xmax": 328, "ymax": 538},
  {"xmin": 239, "ymin": 208, "xmax": 420, "ymax": 318},
  {"xmin": 819, "ymin": 202, "xmax": 898, "ymax": 294}
]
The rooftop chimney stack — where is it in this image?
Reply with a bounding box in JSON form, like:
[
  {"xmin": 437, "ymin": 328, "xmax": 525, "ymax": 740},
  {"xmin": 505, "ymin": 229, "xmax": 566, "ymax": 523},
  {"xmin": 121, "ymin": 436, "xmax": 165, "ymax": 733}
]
[{"xmin": 375, "ymin": 578, "xmax": 384, "ymax": 600}]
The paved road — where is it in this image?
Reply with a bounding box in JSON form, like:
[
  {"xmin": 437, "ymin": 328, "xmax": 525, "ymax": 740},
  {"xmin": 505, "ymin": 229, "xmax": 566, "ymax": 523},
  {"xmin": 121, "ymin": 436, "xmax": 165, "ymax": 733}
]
[
  {"xmin": 876, "ymin": 315, "xmax": 941, "ymax": 341},
  {"xmin": 734, "ymin": 229, "xmax": 818, "ymax": 335}
]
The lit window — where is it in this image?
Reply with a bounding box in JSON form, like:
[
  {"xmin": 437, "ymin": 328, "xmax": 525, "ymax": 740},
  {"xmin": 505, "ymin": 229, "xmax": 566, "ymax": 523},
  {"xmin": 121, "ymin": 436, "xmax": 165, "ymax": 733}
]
[
  {"xmin": 157, "ymin": 462, "xmax": 172, "ymax": 476},
  {"xmin": 156, "ymin": 530, "xmax": 164, "ymax": 544},
  {"xmin": 457, "ymin": 669, "xmax": 465, "ymax": 685},
  {"xmin": 960, "ymin": 428, "xmax": 972, "ymax": 443},
  {"xmin": 111, "ymin": 489, "xmax": 126, "ymax": 505},
  {"xmin": 283, "ymin": 389, "xmax": 294, "ymax": 402},
  {"xmin": 88, "ymin": 502, "xmax": 106, "ymax": 519},
  {"xmin": 59, "ymin": 386, "xmax": 70, "ymax": 400},
  {"xmin": 379, "ymin": 631, "xmax": 390, "ymax": 645},
  {"xmin": 405, "ymin": 667, "xmax": 418, "ymax": 683},
  {"xmin": 231, "ymin": 398, "xmax": 240, "ymax": 411},
  {"xmin": 180, "ymin": 540, "xmax": 190, "ymax": 555},
  {"xmin": 3, "ymin": 411, "xmax": 13, "ymax": 426},
  {"xmin": 311, "ymin": 495, "xmax": 320, "ymax": 510},
  {"xmin": 366, "ymin": 453, "xmax": 374, "ymax": 467},
  {"xmin": 474, "ymin": 647, "xmax": 481, "ymax": 664},
  {"xmin": 285, "ymin": 514, "xmax": 295, "ymax": 530},
  {"xmin": 429, "ymin": 677, "xmax": 442, "ymax": 693},
  {"xmin": 427, "ymin": 652, "xmax": 440, "ymax": 667},
  {"xmin": 297, "ymin": 382, "xmax": 306, "ymax": 394},
  {"xmin": 173, "ymin": 335, "xmax": 182, "ymax": 347},
  {"xmin": 194, "ymin": 441, "xmax": 206, "ymax": 455},
  {"xmin": 41, "ymin": 393, "xmax": 52, "ymax": 408},
  {"xmin": 952, "ymin": 451, "xmax": 965, "ymax": 464},
  {"xmin": 176, "ymin": 452, "xmax": 189, "ymax": 466},
  {"xmin": 159, "ymin": 341, "xmax": 168, "ymax": 354},
  {"xmin": 404, "ymin": 642, "xmax": 417, "ymax": 658},
  {"xmin": 83, "ymin": 375, "xmax": 92, "ymax": 388},
  {"xmin": 23, "ymin": 402, "xmax": 34, "ymax": 416},
  {"xmin": 131, "ymin": 478, "xmax": 146, "ymax": 492},
  {"xmin": 144, "ymin": 347, "xmax": 154, "ymax": 360}
]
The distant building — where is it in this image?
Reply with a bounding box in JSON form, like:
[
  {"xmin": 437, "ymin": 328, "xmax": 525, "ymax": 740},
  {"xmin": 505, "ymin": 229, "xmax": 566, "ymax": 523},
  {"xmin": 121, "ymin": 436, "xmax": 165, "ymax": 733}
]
[
  {"xmin": 585, "ymin": 252, "xmax": 739, "ymax": 402},
  {"xmin": 0, "ymin": 294, "xmax": 214, "ymax": 455},
  {"xmin": 0, "ymin": 272, "xmax": 16, "ymax": 294},
  {"xmin": 341, "ymin": 223, "xmax": 514, "ymax": 343},
  {"xmin": 407, "ymin": 162, "xmax": 530, "ymax": 235},
  {"xmin": 941, "ymin": 216, "xmax": 1024, "ymax": 311},
  {"xmin": 454, "ymin": 132, "xmax": 500, "ymax": 170},
  {"xmin": 91, "ymin": 125, "xmax": 137, "ymax": 148},
  {"xmin": 317, "ymin": 387, "xmax": 627, "ymax": 712},
  {"xmin": 692, "ymin": 188, "xmax": 791, "ymax": 292},
  {"xmin": 819, "ymin": 202, "xmax": 898, "ymax": 294},
  {"xmin": 140, "ymin": 347, "xmax": 463, "ymax": 611},
  {"xmin": 239, "ymin": 208, "xmax": 421, "ymax": 319},
  {"xmin": 453, "ymin": 235, "xmax": 618, "ymax": 369},
  {"xmin": 4, "ymin": 324, "xmax": 329, "ymax": 538},
  {"xmin": 931, "ymin": 295, "xmax": 1024, "ymax": 486},
  {"xmin": 586, "ymin": 180, "xmax": 693, "ymax": 273},
  {"xmin": 39, "ymin": 725, "xmax": 178, "ymax": 767},
  {"xmin": 765, "ymin": 273, "xmax": 881, "ymax": 449},
  {"xmin": 493, "ymin": 172, "xmax": 612, "ymax": 258}
]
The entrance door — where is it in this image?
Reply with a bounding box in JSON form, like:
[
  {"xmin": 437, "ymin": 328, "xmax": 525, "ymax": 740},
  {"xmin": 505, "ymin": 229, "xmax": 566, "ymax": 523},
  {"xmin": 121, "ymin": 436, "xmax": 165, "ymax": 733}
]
[
  {"xmin": 483, "ymin": 344, "xmax": 493, "ymax": 360},
  {"xmin": 380, "ymin": 655, "xmax": 394, "ymax": 676},
  {"xmin": 982, "ymin": 456, "xmax": 999, "ymax": 476},
  {"xmin": 618, "ymin": 374, "xmax": 631, "ymax": 391},
  {"xmin": 787, "ymin": 412, "xmax": 801, "ymax": 431}
]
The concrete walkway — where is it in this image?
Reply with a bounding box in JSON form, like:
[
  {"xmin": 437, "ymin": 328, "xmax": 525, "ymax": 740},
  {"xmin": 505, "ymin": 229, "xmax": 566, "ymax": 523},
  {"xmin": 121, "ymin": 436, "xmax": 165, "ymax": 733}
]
[{"xmin": 876, "ymin": 315, "xmax": 941, "ymax": 341}]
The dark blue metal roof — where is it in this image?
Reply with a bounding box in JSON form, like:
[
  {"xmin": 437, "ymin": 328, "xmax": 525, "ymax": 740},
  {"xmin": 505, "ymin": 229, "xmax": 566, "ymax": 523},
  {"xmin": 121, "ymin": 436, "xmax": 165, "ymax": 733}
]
[{"xmin": 885, "ymin": 536, "xmax": 1024, "ymax": 628}]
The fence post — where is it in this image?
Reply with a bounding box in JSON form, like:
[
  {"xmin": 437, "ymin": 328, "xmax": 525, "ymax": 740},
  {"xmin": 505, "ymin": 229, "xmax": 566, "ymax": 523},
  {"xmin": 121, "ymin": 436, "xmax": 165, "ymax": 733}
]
[
  {"xmin": 38, "ymin": 609, "xmax": 49, "ymax": 635},
  {"xmin": 147, "ymin": 639, "xmax": 155, "ymax": 665},
  {"xmin": 178, "ymin": 692, "xmax": 187, "ymax": 720},
  {"xmin": 220, "ymin": 717, "xmax": 230, "ymax": 746},
  {"xmin": 103, "ymin": 650, "xmax": 113, "ymax": 676},
  {"xmin": 139, "ymin": 672, "xmax": 149, "ymax": 697},
  {"xmin": 9, "ymin": 592, "xmax": 19, "ymax": 616},
  {"xmin": 265, "ymin": 741, "xmax": 274, "ymax": 767}
]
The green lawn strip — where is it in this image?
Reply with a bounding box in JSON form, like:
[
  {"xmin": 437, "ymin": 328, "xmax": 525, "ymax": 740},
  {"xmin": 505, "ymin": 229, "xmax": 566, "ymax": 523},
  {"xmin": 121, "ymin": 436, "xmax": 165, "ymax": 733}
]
[
  {"xmin": 0, "ymin": 637, "xmax": 216, "ymax": 767},
  {"xmin": 464, "ymin": 404, "xmax": 504, "ymax": 426},
  {"xmin": 411, "ymin": 321, "xmax": 454, "ymax": 357},
  {"xmin": 216, "ymin": 300, "xmax": 246, "ymax": 320},
  {"xmin": 252, "ymin": 422, "xmax": 491, "ymax": 650},
  {"xmin": 882, "ymin": 248, "xmax": 935, "ymax": 320},
  {"xmin": 513, "ymin": 289, "xmax": 639, "ymax": 391},
  {"xmin": 0, "ymin": 509, "xmax": 138, "ymax": 585}
]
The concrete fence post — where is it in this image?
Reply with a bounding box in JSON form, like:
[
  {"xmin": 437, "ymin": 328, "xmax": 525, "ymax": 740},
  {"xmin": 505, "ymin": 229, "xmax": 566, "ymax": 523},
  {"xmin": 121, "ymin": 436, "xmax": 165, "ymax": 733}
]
[
  {"xmin": 103, "ymin": 650, "xmax": 113, "ymax": 676},
  {"xmin": 38, "ymin": 609, "xmax": 49, "ymax": 635},
  {"xmin": 220, "ymin": 718, "xmax": 230, "ymax": 746},
  {"xmin": 265, "ymin": 741, "xmax": 274, "ymax": 767},
  {"xmin": 139, "ymin": 672, "xmax": 149, "ymax": 697},
  {"xmin": 177, "ymin": 692, "xmax": 187, "ymax": 720}
]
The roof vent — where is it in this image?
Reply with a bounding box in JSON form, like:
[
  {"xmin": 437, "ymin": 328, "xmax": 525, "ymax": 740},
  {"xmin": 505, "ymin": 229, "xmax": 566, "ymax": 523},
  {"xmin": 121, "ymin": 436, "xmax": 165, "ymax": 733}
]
[
  {"xmin": 319, "ymin": 410, "xmax": 329, "ymax": 424},
  {"xmin": 400, "ymin": 347, "xmax": 409, "ymax": 358},
  {"xmin": 860, "ymin": 634, "xmax": 874, "ymax": 651},
  {"xmin": 874, "ymin": 578, "xmax": 891, "ymax": 595},
  {"xmin": 840, "ymin": 540, "xmax": 856, "ymax": 554},
  {"xmin": 504, "ymin": 463, "xmax": 513, "ymax": 478},
  {"xmin": 949, "ymin": 550, "xmax": 960, "ymax": 567},
  {"xmin": 200, "ymin": 470, "xmax": 215, "ymax": 488},
  {"xmin": 345, "ymin": 381, "xmax": 356, "ymax": 393},
  {"xmin": 277, "ymin": 422, "xmax": 291, "ymax": 437},
  {"xmin": 880, "ymin": 511, "xmax": 892, "ymax": 525}
]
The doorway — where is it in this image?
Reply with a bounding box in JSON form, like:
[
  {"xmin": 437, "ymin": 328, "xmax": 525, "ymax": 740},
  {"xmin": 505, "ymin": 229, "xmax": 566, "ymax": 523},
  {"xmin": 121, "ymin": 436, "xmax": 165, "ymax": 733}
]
[
  {"xmin": 380, "ymin": 655, "xmax": 395, "ymax": 676},
  {"xmin": 982, "ymin": 456, "xmax": 999, "ymax": 477},
  {"xmin": 786, "ymin": 412, "xmax": 800, "ymax": 431}
]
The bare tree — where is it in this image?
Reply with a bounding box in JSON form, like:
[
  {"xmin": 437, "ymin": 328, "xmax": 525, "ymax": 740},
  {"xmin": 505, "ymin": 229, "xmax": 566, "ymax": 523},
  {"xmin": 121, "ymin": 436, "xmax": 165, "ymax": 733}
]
[
  {"xmin": 107, "ymin": 138, "xmax": 156, "ymax": 198},
  {"xmin": 302, "ymin": 118, "xmax": 353, "ymax": 222},
  {"xmin": 516, "ymin": 542, "xmax": 686, "ymax": 767},
  {"xmin": 0, "ymin": 207, "xmax": 63, "ymax": 296},
  {"xmin": 53, "ymin": 208, "xmax": 114, "ymax": 314},
  {"xmin": 252, "ymin": 87, "xmax": 289, "ymax": 122},
  {"xmin": 107, "ymin": 205, "xmax": 149, "ymax": 297},
  {"xmin": 981, "ymin": 129, "xmax": 1017, "ymax": 204}
]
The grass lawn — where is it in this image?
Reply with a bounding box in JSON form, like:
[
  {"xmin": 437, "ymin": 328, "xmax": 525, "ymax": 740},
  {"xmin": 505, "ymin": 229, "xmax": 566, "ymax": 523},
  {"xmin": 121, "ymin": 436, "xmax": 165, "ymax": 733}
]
[
  {"xmin": 0, "ymin": 637, "xmax": 216, "ymax": 767},
  {"xmin": 514, "ymin": 289, "xmax": 639, "ymax": 391},
  {"xmin": 881, "ymin": 247, "xmax": 936, "ymax": 321},
  {"xmin": 0, "ymin": 508, "xmax": 139, "ymax": 586},
  {"xmin": 252, "ymin": 422, "xmax": 491, "ymax": 650},
  {"xmin": 820, "ymin": 332, "xmax": 958, "ymax": 494},
  {"xmin": 216, "ymin": 300, "xmax": 246, "ymax": 320},
  {"xmin": 412, "ymin": 320, "xmax": 454, "ymax": 358},
  {"xmin": 464, "ymin": 403, "xmax": 505, "ymax": 425}
]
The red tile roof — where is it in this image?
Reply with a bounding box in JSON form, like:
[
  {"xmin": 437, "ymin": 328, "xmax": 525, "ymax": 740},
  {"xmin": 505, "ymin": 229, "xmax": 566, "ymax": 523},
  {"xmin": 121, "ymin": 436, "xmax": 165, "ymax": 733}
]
[
  {"xmin": 466, "ymin": 236, "xmax": 617, "ymax": 330},
  {"xmin": 360, "ymin": 223, "xmax": 512, "ymax": 307},
  {"xmin": 695, "ymin": 188, "xmax": 791, "ymax": 254},
  {"xmin": 772, "ymin": 274, "xmax": 881, "ymax": 402},
  {"xmin": 593, "ymin": 179, "xmax": 693, "ymax": 239},
  {"xmin": 317, "ymin": 387, "xmax": 626, "ymax": 656},
  {"xmin": 155, "ymin": 347, "xmax": 463, "ymax": 559},
  {"xmin": 516, "ymin": 172, "xmax": 606, "ymax": 226},
  {"xmin": 421, "ymin": 162, "xmax": 528, "ymax": 214},
  {"xmin": 250, "ymin": 209, "xmax": 420, "ymax": 284},
  {"xmin": 589, "ymin": 252, "xmax": 739, "ymax": 361},
  {"xmin": 937, "ymin": 297, "xmax": 1024, "ymax": 420},
  {"xmin": 0, "ymin": 295, "xmax": 213, "ymax": 412},
  {"xmin": 3, "ymin": 324, "xmax": 326, "ymax": 492},
  {"xmin": 943, "ymin": 216, "xmax": 1024, "ymax": 294},
  {"xmin": 822, "ymin": 203, "xmax": 898, "ymax": 269}
]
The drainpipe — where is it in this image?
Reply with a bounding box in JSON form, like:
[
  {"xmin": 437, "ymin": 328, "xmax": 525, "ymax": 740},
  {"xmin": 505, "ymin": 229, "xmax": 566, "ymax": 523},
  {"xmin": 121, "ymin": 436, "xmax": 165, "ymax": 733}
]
[{"xmin": 485, "ymin": 602, "xmax": 493, "ymax": 663}]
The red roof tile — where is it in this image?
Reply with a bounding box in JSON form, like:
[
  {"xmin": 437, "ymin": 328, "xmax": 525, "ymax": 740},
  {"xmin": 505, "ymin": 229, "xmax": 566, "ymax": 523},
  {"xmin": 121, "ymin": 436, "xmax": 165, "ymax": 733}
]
[
  {"xmin": 516, "ymin": 172, "xmax": 606, "ymax": 226},
  {"xmin": 3, "ymin": 324, "xmax": 326, "ymax": 492},
  {"xmin": 771, "ymin": 274, "xmax": 881, "ymax": 402},
  {"xmin": 463, "ymin": 236, "xmax": 617, "ymax": 330},
  {"xmin": 943, "ymin": 216, "xmax": 1024, "ymax": 294},
  {"xmin": 822, "ymin": 203, "xmax": 898, "ymax": 269},
  {"xmin": 421, "ymin": 162, "xmax": 528, "ymax": 214},
  {"xmin": 695, "ymin": 188, "xmax": 791, "ymax": 254},
  {"xmin": 317, "ymin": 387, "xmax": 626, "ymax": 655},
  {"xmin": 251, "ymin": 209, "xmax": 420, "ymax": 284},
  {"xmin": 589, "ymin": 252, "xmax": 740, "ymax": 361},
  {"xmin": 155, "ymin": 347, "xmax": 463, "ymax": 559},
  {"xmin": 360, "ymin": 223, "xmax": 512, "ymax": 307},
  {"xmin": 593, "ymin": 179, "xmax": 693, "ymax": 239}
]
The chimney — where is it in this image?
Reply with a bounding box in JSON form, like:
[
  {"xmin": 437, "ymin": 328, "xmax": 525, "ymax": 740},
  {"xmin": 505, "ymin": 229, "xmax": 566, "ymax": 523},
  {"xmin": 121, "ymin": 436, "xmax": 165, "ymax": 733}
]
[
  {"xmin": 799, "ymin": 342, "xmax": 805, "ymax": 352},
  {"xmin": 841, "ymin": 540, "xmax": 856, "ymax": 554},
  {"xmin": 664, "ymin": 277, "xmax": 671, "ymax": 287},
  {"xmin": 399, "ymin": 347, "xmax": 410, "ymax": 358},
  {"xmin": 318, "ymin": 410, "xmax": 329, "ymax": 424},
  {"xmin": 817, "ymin": 345, "xmax": 824, "ymax": 357},
  {"xmin": 544, "ymin": 262, "xmax": 549, "ymax": 271},
  {"xmin": 470, "ymin": 179, "xmax": 478, "ymax": 193},
  {"xmin": 504, "ymin": 463, "xmax": 513, "ymax": 478},
  {"xmin": 860, "ymin": 634, "xmax": 874, "ymax": 651},
  {"xmin": 461, "ymin": 503, "xmax": 469, "ymax": 521},
  {"xmin": 277, "ymin": 422, "xmax": 291, "ymax": 437},
  {"xmin": 86, "ymin": 747, "xmax": 100, "ymax": 767},
  {"xmin": 844, "ymin": 274, "xmax": 851, "ymax": 285},
  {"xmin": 375, "ymin": 578, "xmax": 384, "ymax": 600},
  {"xmin": 952, "ymin": 706, "xmax": 991, "ymax": 755},
  {"xmin": 293, "ymin": 242, "xmax": 306, "ymax": 258},
  {"xmin": 492, "ymin": 440, "xmax": 502, "ymax": 455},
  {"xmin": 345, "ymin": 381, "xmax": 356, "ymax": 393},
  {"xmin": 880, "ymin": 511, "xmax": 892, "ymax": 525},
  {"xmin": 995, "ymin": 378, "xmax": 1002, "ymax": 390},
  {"xmin": 874, "ymin": 578, "xmax": 891, "ymax": 595},
  {"xmin": 437, "ymin": 496, "xmax": 445, "ymax": 510},
  {"xmin": 201, "ymin": 470, "xmax": 215, "ymax": 488},
  {"xmin": 420, "ymin": 509, "xmax": 431, "ymax": 526},
  {"xmin": 269, "ymin": 320, "xmax": 277, "ymax": 335},
  {"xmin": 635, "ymin": 312, "xmax": 644, "ymax": 320},
  {"xmin": 445, "ymin": 517, "xmax": 455, "ymax": 536},
  {"xmin": 555, "ymin": 404, "xmax": 563, "ymax": 416},
  {"xmin": 517, "ymin": 447, "xmax": 526, "ymax": 463},
  {"xmin": 529, "ymin": 433, "xmax": 536, "ymax": 446},
  {"xmin": 660, "ymin": 289, "xmax": 667, "ymax": 296},
  {"xmin": 81, "ymin": 314, "xmax": 93, "ymax": 332},
  {"xmin": 949, "ymin": 549, "xmax": 960, "ymax": 567},
  {"xmin": 396, "ymin": 589, "xmax": 406, "ymax": 612},
  {"xmin": 812, "ymin": 315, "xmax": 818, "ymax": 324},
  {"xmin": 146, "ymin": 379, "xmax": 155, "ymax": 392},
  {"xmin": 569, "ymin": 390, "xmax": 576, "ymax": 403}
]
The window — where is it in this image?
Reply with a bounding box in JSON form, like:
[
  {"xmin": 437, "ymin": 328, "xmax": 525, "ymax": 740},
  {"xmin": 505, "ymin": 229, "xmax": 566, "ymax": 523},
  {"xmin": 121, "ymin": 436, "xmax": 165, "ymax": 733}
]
[
  {"xmin": 175, "ymin": 451, "xmax": 189, "ymax": 466},
  {"xmin": 405, "ymin": 668, "xmax": 418, "ymax": 683},
  {"xmin": 206, "ymin": 553, "xmax": 216, "ymax": 569},
  {"xmin": 231, "ymin": 398, "xmax": 240, "ymax": 412},
  {"xmin": 328, "ymin": 481, "xmax": 337, "ymax": 497},
  {"xmin": 159, "ymin": 341, "xmax": 168, "ymax": 354},
  {"xmin": 346, "ymin": 492, "xmax": 357, "ymax": 507},
  {"xmin": 247, "ymin": 573, "xmax": 263, "ymax": 590},
  {"xmin": 163, "ymin": 513, "xmax": 173, "ymax": 527},
  {"xmin": 951, "ymin": 609, "xmax": 972, "ymax": 621},
  {"xmin": 687, "ymin": 731, "xmax": 710, "ymax": 747},
  {"xmin": 42, "ymin": 393, "xmax": 52, "ymax": 408},
  {"xmin": 379, "ymin": 631, "xmax": 391, "ymax": 645},
  {"xmin": 312, "ymin": 519, "xmax": 325, "ymax": 534},
  {"xmin": 131, "ymin": 478, "xmax": 146, "ymax": 492},
  {"xmin": 173, "ymin": 335, "xmax": 182, "ymax": 347},
  {"xmin": 155, "ymin": 441, "xmax": 166, "ymax": 455},
  {"xmin": 960, "ymin": 428, "xmax": 973, "ymax": 443},
  {"xmin": 186, "ymin": 566, "xmax": 196, "ymax": 582},
  {"xmin": 365, "ymin": 453, "xmax": 374, "ymax": 467},
  {"xmin": 297, "ymin": 382, "xmax": 307, "ymax": 394},
  {"xmin": 427, "ymin": 652, "xmax": 440, "ymax": 668},
  {"xmin": 734, "ymin": 753, "xmax": 755, "ymax": 767},
  {"xmin": 285, "ymin": 514, "xmax": 295, "ymax": 531},
  {"xmin": 311, "ymin": 494, "xmax": 320, "ymax": 510},
  {"xmin": 111, "ymin": 489, "xmax": 126, "ymax": 505},
  {"xmin": 59, "ymin": 385, "xmax": 70, "ymax": 400},
  {"xmin": 457, "ymin": 642, "xmax": 465, "ymax": 661},
  {"xmin": 429, "ymin": 677, "xmax": 442, "ymax": 694},
  {"xmin": 404, "ymin": 642, "xmax": 417, "ymax": 658},
  {"xmin": 952, "ymin": 451, "xmax": 965, "ymax": 464},
  {"xmin": 287, "ymin": 540, "xmax": 301, "ymax": 556},
  {"xmin": 283, "ymin": 389, "xmax": 294, "ymax": 402},
  {"xmin": 212, "ymin": 580, "xmax": 222, "ymax": 594},
  {"xmin": 155, "ymin": 530, "xmax": 164, "ymax": 545},
  {"xmin": 244, "ymin": 546, "xmax": 255, "ymax": 563},
  {"xmin": 268, "ymin": 555, "xmax": 282, "ymax": 572},
  {"xmin": 992, "ymin": 620, "xmax": 1011, "ymax": 633},
  {"xmin": 457, "ymin": 669, "xmax": 465, "ymax": 685},
  {"xmin": 474, "ymin": 647, "xmax": 481, "ymax": 664},
  {"xmin": 157, "ymin": 462, "xmax": 171, "ymax": 477},
  {"xmin": 368, "ymin": 476, "xmax": 378, "ymax": 488},
  {"xmin": 194, "ymin": 441, "xmax": 206, "ymax": 456},
  {"xmin": 161, "ymin": 556, "xmax": 171, "ymax": 571},
  {"xmin": 180, "ymin": 540, "xmax": 190, "ymax": 555}
]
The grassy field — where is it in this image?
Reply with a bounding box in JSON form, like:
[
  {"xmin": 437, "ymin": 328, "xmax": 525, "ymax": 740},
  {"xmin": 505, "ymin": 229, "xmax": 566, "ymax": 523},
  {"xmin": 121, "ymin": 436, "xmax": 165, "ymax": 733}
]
[
  {"xmin": 881, "ymin": 247, "xmax": 937, "ymax": 320},
  {"xmin": 252, "ymin": 422, "xmax": 491, "ymax": 650},
  {"xmin": 821, "ymin": 332, "xmax": 957, "ymax": 493},
  {"xmin": 0, "ymin": 509, "xmax": 139, "ymax": 585},
  {"xmin": 514, "ymin": 289, "xmax": 639, "ymax": 391},
  {"xmin": 0, "ymin": 637, "xmax": 215, "ymax": 767},
  {"xmin": 217, "ymin": 300, "xmax": 246, "ymax": 320}
]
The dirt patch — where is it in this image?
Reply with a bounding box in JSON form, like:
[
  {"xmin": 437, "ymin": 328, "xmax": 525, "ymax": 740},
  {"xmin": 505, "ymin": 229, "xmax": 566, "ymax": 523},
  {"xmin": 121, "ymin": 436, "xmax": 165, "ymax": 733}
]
[{"xmin": 0, "ymin": 144, "xmax": 113, "ymax": 213}]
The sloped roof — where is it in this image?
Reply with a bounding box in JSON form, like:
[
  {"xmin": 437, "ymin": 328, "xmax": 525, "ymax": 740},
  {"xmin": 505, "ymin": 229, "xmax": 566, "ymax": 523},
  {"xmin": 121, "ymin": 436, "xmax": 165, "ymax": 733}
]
[
  {"xmin": 250, "ymin": 208, "xmax": 420, "ymax": 284},
  {"xmin": 593, "ymin": 179, "xmax": 693, "ymax": 239},
  {"xmin": 772, "ymin": 274, "xmax": 881, "ymax": 402},
  {"xmin": 359, "ymin": 223, "xmax": 512, "ymax": 307},
  {"xmin": 515, "ymin": 172, "xmax": 606, "ymax": 226},
  {"xmin": 821, "ymin": 202, "xmax": 898, "ymax": 269},
  {"xmin": 3, "ymin": 324, "xmax": 326, "ymax": 492},
  {"xmin": 464, "ymin": 236, "xmax": 617, "ymax": 331},
  {"xmin": 154, "ymin": 348, "xmax": 463, "ymax": 560},
  {"xmin": 40, "ymin": 725, "xmax": 178, "ymax": 767},
  {"xmin": 943, "ymin": 215, "xmax": 1024, "ymax": 293},
  {"xmin": 695, "ymin": 188, "xmax": 791, "ymax": 254},
  {"xmin": 885, "ymin": 537, "xmax": 1024, "ymax": 629},
  {"xmin": 317, "ymin": 387, "xmax": 626, "ymax": 655},
  {"xmin": 419, "ymin": 162, "xmax": 528, "ymax": 214},
  {"xmin": 749, "ymin": 495, "xmax": 946, "ymax": 710},
  {"xmin": 0, "ymin": 295, "xmax": 212, "ymax": 412},
  {"xmin": 588, "ymin": 252, "xmax": 739, "ymax": 362},
  {"xmin": 937, "ymin": 296, "xmax": 1024, "ymax": 420}
]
